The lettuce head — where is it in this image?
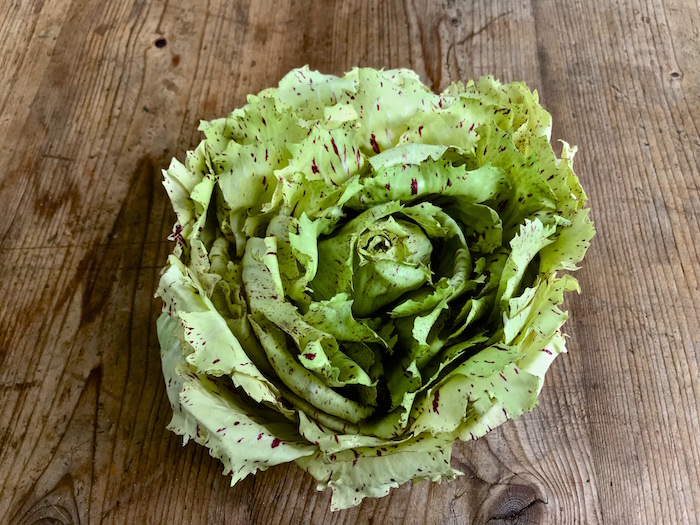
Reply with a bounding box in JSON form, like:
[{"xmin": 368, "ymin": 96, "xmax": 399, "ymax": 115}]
[{"xmin": 156, "ymin": 67, "xmax": 595, "ymax": 510}]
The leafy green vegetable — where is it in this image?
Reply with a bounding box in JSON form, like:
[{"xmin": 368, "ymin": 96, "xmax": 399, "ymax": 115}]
[{"xmin": 156, "ymin": 66, "xmax": 595, "ymax": 510}]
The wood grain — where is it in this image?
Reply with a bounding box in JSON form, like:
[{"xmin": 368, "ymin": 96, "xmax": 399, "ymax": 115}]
[{"xmin": 1, "ymin": 0, "xmax": 698, "ymax": 523}]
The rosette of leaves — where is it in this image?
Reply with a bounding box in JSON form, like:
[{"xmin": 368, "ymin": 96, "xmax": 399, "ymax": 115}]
[{"xmin": 156, "ymin": 67, "xmax": 594, "ymax": 510}]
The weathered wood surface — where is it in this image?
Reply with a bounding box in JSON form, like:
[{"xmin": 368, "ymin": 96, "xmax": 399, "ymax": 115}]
[{"xmin": 1, "ymin": 0, "xmax": 698, "ymax": 523}]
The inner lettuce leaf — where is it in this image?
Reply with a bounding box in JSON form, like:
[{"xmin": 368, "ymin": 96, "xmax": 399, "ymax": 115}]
[{"xmin": 156, "ymin": 66, "xmax": 595, "ymax": 510}]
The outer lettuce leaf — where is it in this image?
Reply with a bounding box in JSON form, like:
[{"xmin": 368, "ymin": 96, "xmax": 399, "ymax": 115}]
[
  {"xmin": 495, "ymin": 218, "xmax": 556, "ymax": 309},
  {"xmin": 275, "ymin": 66, "xmax": 359, "ymax": 119},
  {"xmin": 348, "ymin": 158, "xmax": 510, "ymax": 210},
  {"xmin": 296, "ymin": 441, "xmax": 460, "ymax": 511},
  {"xmin": 276, "ymin": 122, "xmax": 366, "ymax": 187},
  {"xmin": 157, "ymin": 257, "xmax": 281, "ymax": 406},
  {"xmin": 539, "ymin": 208, "xmax": 595, "ymax": 273},
  {"xmin": 349, "ymin": 68, "xmax": 439, "ymax": 153},
  {"xmin": 159, "ymin": 313, "xmax": 314, "ymax": 485}
]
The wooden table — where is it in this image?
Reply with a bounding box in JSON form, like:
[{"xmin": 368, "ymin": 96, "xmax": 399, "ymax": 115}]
[{"xmin": 1, "ymin": 1, "xmax": 698, "ymax": 523}]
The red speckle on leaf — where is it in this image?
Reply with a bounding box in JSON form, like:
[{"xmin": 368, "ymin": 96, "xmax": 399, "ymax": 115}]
[
  {"xmin": 271, "ymin": 438, "xmax": 281, "ymax": 448},
  {"xmin": 311, "ymin": 158, "xmax": 319, "ymax": 174},
  {"xmin": 369, "ymin": 134, "xmax": 380, "ymax": 154},
  {"xmin": 499, "ymin": 373, "xmax": 507, "ymax": 381},
  {"xmin": 257, "ymin": 433, "xmax": 263, "ymax": 440},
  {"xmin": 385, "ymin": 182, "xmax": 391, "ymax": 190},
  {"xmin": 418, "ymin": 125, "xmax": 423, "ymax": 137},
  {"xmin": 330, "ymin": 137, "xmax": 340, "ymax": 157},
  {"xmin": 411, "ymin": 178, "xmax": 418, "ymax": 195},
  {"xmin": 303, "ymin": 353, "xmax": 316, "ymax": 360},
  {"xmin": 432, "ymin": 391, "xmax": 440, "ymax": 413},
  {"xmin": 213, "ymin": 359, "xmax": 220, "ymax": 364}
]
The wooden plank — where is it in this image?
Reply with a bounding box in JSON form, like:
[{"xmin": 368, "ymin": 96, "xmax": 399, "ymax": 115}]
[
  {"xmin": 527, "ymin": 0, "xmax": 700, "ymax": 523},
  {"xmin": 0, "ymin": 0, "xmax": 698, "ymax": 523}
]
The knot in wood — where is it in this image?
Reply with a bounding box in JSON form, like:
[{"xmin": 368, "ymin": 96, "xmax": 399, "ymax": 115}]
[{"xmin": 477, "ymin": 483, "xmax": 546, "ymax": 525}]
